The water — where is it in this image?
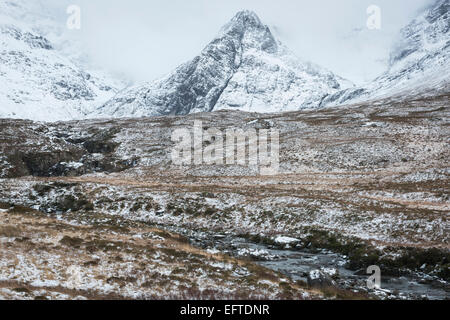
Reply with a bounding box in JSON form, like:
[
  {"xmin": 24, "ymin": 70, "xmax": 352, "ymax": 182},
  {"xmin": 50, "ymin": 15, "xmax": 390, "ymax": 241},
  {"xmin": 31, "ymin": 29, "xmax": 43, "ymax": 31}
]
[
  {"xmin": 235, "ymin": 239, "xmax": 449, "ymax": 300},
  {"xmin": 165, "ymin": 226, "xmax": 449, "ymax": 300}
]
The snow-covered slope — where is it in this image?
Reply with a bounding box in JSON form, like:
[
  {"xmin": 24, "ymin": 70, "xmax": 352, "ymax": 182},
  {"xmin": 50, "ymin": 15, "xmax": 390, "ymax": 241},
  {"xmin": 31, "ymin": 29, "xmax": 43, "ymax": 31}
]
[
  {"xmin": 98, "ymin": 11, "xmax": 353, "ymax": 117},
  {"xmin": 0, "ymin": 0, "xmax": 123, "ymax": 121},
  {"xmin": 322, "ymin": 0, "xmax": 450, "ymax": 107},
  {"xmin": 1, "ymin": 1, "xmax": 447, "ymax": 121}
]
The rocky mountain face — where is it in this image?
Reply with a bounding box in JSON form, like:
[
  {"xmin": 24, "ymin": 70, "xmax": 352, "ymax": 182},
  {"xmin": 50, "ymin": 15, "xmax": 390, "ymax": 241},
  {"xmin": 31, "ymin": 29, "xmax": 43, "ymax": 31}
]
[
  {"xmin": 98, "ymin": 11, "xmax": 353, "ymax": 117},
  {"xmin": 322, "ymin": 0, "xmax": 450, "ymax": 107},
  {"xmin": 0, "ymin": 0, "xmax": 123, "ymax": 121},
  {"xmin": 0, "ymin": 2, "xmax": 448, "ymax": 120}
]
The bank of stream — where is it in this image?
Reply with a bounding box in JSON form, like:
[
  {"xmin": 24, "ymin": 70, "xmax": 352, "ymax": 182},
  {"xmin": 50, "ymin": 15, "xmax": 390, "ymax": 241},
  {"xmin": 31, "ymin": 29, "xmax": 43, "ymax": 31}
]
[{"xmin": 164, "ymin": 225, "xmax": 449, "ymax": 300}]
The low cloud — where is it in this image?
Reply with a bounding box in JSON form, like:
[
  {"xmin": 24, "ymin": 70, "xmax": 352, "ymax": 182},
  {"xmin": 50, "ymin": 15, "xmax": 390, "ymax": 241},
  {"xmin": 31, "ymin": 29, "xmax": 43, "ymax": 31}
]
[{"xmin": 52, "ymin": 0, "xmax": 434, "ymax": 85}]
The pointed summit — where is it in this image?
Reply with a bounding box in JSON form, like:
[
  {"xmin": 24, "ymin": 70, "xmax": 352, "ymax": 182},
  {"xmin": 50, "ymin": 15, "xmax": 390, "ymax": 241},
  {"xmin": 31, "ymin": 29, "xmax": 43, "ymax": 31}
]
[
  {"xmin": 98, "ymin": 10, "xmax": 352, "ymax": 117},
  {"xmin": 223, "ymin": 10, "xmax": 264, "ymax": 31},
  {"xmin": 234, "ymin": 10, "xmax": 261, "ymax": 21},
  {"xmin": 219, "ymin": 10, "xmax": 278, "ymax": 54}
]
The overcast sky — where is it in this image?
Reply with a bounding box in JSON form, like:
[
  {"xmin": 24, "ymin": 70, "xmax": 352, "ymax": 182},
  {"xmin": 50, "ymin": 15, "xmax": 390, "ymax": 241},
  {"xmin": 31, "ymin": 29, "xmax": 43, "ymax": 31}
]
[{"xmin": 52, "ymin": 0, "xmax": 434, "ymax": 85}]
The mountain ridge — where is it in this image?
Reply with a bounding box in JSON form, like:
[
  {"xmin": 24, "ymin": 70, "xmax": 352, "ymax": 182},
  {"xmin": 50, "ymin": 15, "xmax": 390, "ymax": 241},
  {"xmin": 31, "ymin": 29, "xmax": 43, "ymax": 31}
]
[
  {"xmin": 0, "ymin": 3, "xmax": 448, "ymax": 121},
  {"xmin": 97, "ymin": 10, "xmax": 353, "ymax": 117},
  {"xmin": 0, "ymin": 0, "xmax": 124, "ymax": 121},
  {"xmin": 321, "ymin": 0, "xmax": 450, "ymax": 107}
]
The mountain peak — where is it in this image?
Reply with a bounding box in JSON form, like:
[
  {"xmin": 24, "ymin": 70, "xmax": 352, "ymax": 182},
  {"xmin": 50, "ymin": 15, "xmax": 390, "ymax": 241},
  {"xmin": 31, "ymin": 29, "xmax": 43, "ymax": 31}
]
[
  {"xmin": 98, "ymin": 9, "xmax": 352, "ymax": 117},
  {"xmin": 232, "ymin": 10, "xmax": 263, "ymax": 25},
  {"xmin": 221, "ymin": 10, "xmax": 267, "ymax": 35},
  {"xmin": 98, "ymin": 8, "xmax": 351, "ymax": 117},
  {"xmin": 218, "ymin": 10, "xmax": 278, "ymax": 54}
]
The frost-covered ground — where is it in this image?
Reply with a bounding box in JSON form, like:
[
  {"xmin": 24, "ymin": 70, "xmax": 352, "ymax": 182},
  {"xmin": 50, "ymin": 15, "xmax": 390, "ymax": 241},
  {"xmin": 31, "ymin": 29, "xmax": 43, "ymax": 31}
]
[
  {"xmin": 0, "ymin": 93, "xmax": 448, "ymax": 299},
  {"xmin": 0, "ymin": 204, "xmax": 316, "ymax": 300}
]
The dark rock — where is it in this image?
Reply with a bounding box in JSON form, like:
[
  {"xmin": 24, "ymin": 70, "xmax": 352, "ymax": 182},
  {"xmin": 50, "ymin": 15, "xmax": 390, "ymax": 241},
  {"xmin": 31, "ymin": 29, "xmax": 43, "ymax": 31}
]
[
  {"xmin": 22, "ymin": 150, "xmax": 85, "ymax": 177},
  {"xmin": 53, "ymin": 195, "xmax": 94, "ymax": 212},
  {"xmin": 82, "ymin": 128, "xmax": 121, "ymax": 154},
  {"xmin": 307, "ymin": 270, "xmax": 337, "ymax": 289},
  {"xmin": 33, "ymin": 184, "xmax": 53, "ymax": 196}
]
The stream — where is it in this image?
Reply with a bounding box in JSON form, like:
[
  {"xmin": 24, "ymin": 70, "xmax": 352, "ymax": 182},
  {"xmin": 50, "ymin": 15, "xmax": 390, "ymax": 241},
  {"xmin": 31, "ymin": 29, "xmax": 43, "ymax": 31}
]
[{"xmin": 164, "ymin": 226, "xmax": 449, "ymax": 300}]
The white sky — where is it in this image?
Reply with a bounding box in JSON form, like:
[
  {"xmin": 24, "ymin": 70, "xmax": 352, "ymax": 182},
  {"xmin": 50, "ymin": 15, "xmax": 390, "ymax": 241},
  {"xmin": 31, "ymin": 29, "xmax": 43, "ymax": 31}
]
[{"xmin": 49, "ymin": 0, "xmax": 433, "ymax": 85}]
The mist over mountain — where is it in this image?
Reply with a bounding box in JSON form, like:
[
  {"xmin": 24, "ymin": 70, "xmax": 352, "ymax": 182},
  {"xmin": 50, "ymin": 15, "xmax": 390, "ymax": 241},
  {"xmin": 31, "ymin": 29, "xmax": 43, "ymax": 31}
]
[
  {"xmin": 321, "ymin": 0, "xmax": 450, "ymax": 106},
  {"xmin": 0, "ymin": 0, "xmax": 447, "ymax": 120},
  {"xmin": 0, "ymin": 0, "xmax": 124, "ymax": 121},
  {"xmin": 97, "ymin": 10, "xmax": 353, "ymax": 117},
  {"xmin": 0, "ymin": 0, "xmax": 448, "ymax": 301}
]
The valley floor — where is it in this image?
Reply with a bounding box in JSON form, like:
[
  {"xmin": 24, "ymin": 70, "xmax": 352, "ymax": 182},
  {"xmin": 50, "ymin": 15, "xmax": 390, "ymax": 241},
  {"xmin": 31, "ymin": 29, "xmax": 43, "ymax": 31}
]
[
  {"xmin": 0, "ymin": 204, "xmax": 321, "ymax": 300},
  {"xmin": 0, "ymin": 94, "xmax": 449, "ymax": 299}
]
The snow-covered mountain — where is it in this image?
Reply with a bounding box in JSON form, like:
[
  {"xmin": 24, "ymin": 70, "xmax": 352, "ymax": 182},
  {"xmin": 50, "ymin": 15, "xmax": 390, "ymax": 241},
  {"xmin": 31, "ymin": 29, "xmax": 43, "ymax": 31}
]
[
  {"xmin": 321, "ymin": 0, "xmax": 450, "ymax": 107},
  {"xmin": 0, "ymin": 0, "xmax": 124, "ymax": 121},
  {"xmin": 98, "ymin": 11, "xmax": 353, "ymax": 117},
  {"xmin": 1, "ymin": 2, "xmax": 448, "ymax": 121}
]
